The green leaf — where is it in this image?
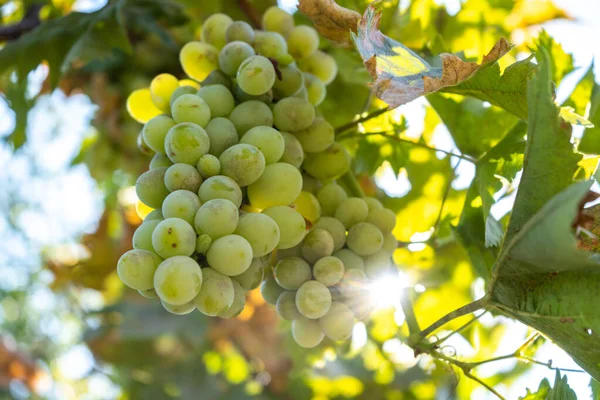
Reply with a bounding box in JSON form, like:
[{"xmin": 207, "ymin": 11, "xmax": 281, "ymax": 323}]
[
  {"xmin": 443, "ymin": 56, "xmax": 537, "ymax": 120},
  {"xmin": 562, "ymin": 63, "xmax": 595, "ymax": 116},
  {"xmin": 350, "ymin": 2, "xmax": 511, "ymax": 108},
  {"xmin": 505, "ymin": 48, "xmax": 582, "ymax": 242},
  {"xmin": 427, "ymin": 93, "xmax": 519, "ymax": 158},
  {"xmin": 520, "ymin": 378, "xmax": 550, "ymax": 400},
  {"xmin": 520, "ymin": 371, "xmax": 576, "ymax": 400},
  {"xmin": 579, "ymin": 76, "xmax": 600, "ymax": 155},
  {"xmin": 533, "ymin": 30, "xmax": 574, "ymax": 87}
]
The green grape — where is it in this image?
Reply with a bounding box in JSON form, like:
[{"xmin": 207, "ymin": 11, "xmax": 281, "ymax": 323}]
[
  {"xmin": 294, "ymin": 118, "xmax": 334, "ymax": 153},
  {"xmin": 276, "ymin": 290, "xmax": 301, "ymax": 320},
  {"xmin": 382, "ymin": 232, "xmax": 398, "ymax": 254},
  {"xmin": 338, "ymin": 269, "xmax": 367, "ymax": 296},
  {"xmin": 180, "ymin": 41, "xmax": 219, "ymax": 81},
  {"xmin": 150, "ymin": 73, "xmax": 179, "ymax": 112},
  {"xmin": 313, "ymin": 256, "xmax": 345, "ymax": 286},
  {"xmin": 301, "ymin": 228, "xmax": 334, "ymax": 264},
  {"xmin": 117, "ymin": 249, "xmax": 162, "ymax": 291},
  {"xmin": 302, "ymin": 173, "xmax": 321, "ymax": 194},
  {"xmin": 197, "ymin": 154, "xmax": 221, "ymax": 178},
  {"xmin": 273, "ymin": 97, "xmax": 315, "ymax": 132},
  {"xmin": 232, "ymin": 257, "xmax": 265, "ymax": 290},
  {"xmin": 262, "ymin": 206, "xmax": 306, "ymax": 249},
  {"xmin": 201, "ymin": 13, "xmax": 233, "ymax": 49},
  {"xmin": 164, "ymin": 163, "xmax": 203, "ymax": 193},
  {"xmin": 335, "ymin": 197, "xmax": 369, "ymax": 229},
  {"xmin": 152, "ymin": 218, "xmax": 197, "ymax": 258},
  {"xmin": 296, "ymin": 281, "xmax": 332, "ymax": 319},
  {"xmin": 253, "ymin": 31, "xmax": 291, "ymax": 64},
  {"xmin": 162, "ymin": 190, "xmax": 201, "ymax": 225},
  {"xmin": 229, "ymin": 100, "xmax": 274, "ymax": 135},
  {"xmin": 262, "ymin": 6, "xmax": 294, "ymax": 36},
  {"xmin": 219, "ymin": 280, "xmax": 246, "ymax": 318},
  {"xmin": 293, "ymin": 86, "xmax": 309, "ymax": 100},
  {"xmin": 292, "ymin": 191, "xmax": 321, "ymax": 222},
  {"xmin": 133, "ymin": 220, "xmax": 160, "ymax": 252},
  {"xmin": 143, "ymin": 115, "xmax": 176, "ymax": 153},
  {"xmin": 303, "ymin": 142, "xmax": 351, "ymax": 181},
  {"xmin": 194, "ymin": 267, "xmax": 234, "ymax": 316},
  {"xmin": 235, "ymin": 213, "xmax": 280, "ymax": 256},
  {"xmin": 346, "ymin": 292, "xmax": 374, "ymax": 321},
  {"xmin": 171, "ymin": 94, "xmax": 211, "ymax": 127},
  {"xmin": 196, "ymin": 233, "xmax": 213, "ymax": 254},
  {"xmin": 333, "ymin": 249, "xmax": 364, "ymax": 271},
  {"xmin": 287, "ymin": 26, "xmax": 319, "ymax": 60},
  {"xmin": 219, "ymin": 144, "xmax": 266, "ymax": 187},
  {"xmin": 248, "ymin": 163, "xmax": 302, "ymax": 209},
  {"xmin": 319, "ymin": 301, "xmax": 355, "ymax": 341},
  {"xmin": 144, "ymin": 209, "xmax": 164, "ymax": 223},
  {"xmin": 154, "ymin": 256, "xmax": 203, "ymax": 305},
  {"xmin": 363, "ymin": 196, "xmax": 383, "ymax": 211},
  {"xmin": 274, "ymin": 257, "xmax": 311, "ymax": 290},
  {"xmin": 225, "ymin": 21, "xmax": 255, "ymax": 44},
  {"xmin": 241, "ymin": 126, "xmax": 284, "ymax": 164},
  {"xmin": 280, "ymin": 131, "xmax": 304, "ymax": 168},
  {"xmin": 218, "ymin": 41, "xmax": 256, "ymax": 77},
  {"xmin": 205, "ymin": 117, "xmax": 239, "ymax": 157},
  {"xmin": 273, "ymin": 65, "xmax": 304, "ymax": 99},
  {"xmin": 260, "ymin": 274, "xmax": 285, "ymax": 305},
  {"xmin": 292, "ymin": 317, "xmax": 324, "ymax": 348},
  {"xmin": 136, "ymin": 167, "xmax": 169, "ymax": 209},
  {"xmin": 162, "ymin": 300, "xmax": 196, "ymax": 315},
  {"xmin": 197, "ymin": 84, "xmax": 235, "ymax": 118},
  {"xmin": 237, "ymin": 55, "xmax": 276, "ymax": 96},
  {"xmin": 137, "ymin": 132, "xmax": 154, "ymax": 156},
  {"xmin": 364, "ymin": 249, "xmax": 392, "ymax": 279},
  {"xmin": 194, "ymin": 199, "xmax": 239, "ymax": 239},
  {"xmin": 198, "ymin": 175, "xmax": 243, "ymax": 207},
  {"xmin": 165, "ymin": 123, "xmax": 210, "ymax": 165},
  {"xmin": 138, "ymin": 288, "xmax": 158, "ymax": 299},
  {"xmin": 276, "ymin": 243, "xmax": 302, "ymax": 260},
  {"xmin": 303, "ymin": 72, "xmax": 326, "ymax": 106},
  {"xmin": 170, "ymin": 86, "xmax": 198, "ymax": 109},
  {"xmin": 298, "ymin": 50, "xmax": 338, "ymax": 85},
  {"xmin": 312, "ymin": 217, "xmax": 346, "ymax": 251},
  {"xmin": 317, "ymin": 183, "xmax": 348, "ymax": 216},
  {"xmin": 366, "ymin": 208, "xmax": 396, "ymax": 234},
  {"xmin": 202, "ymin": 69, "xmax": 232, "ymax": 88},
  {"xmin": 233, "ymin": 84, "xmax": 274, "ymax": 104},
  {"xmin": 150, "ymin": 153, "xmax": 173, "ymax": 169},
  {"xmin": 206, "ymin": 234, "xmax": 253, "ymax": 276},
  {"xmin": 346, "ymin": 222, "xmax": 384, "ymax": 256}
]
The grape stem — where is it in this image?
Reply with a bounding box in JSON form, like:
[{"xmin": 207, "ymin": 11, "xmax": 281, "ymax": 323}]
[
  {"xmin": 400, "ymin": 288, "xmax": 420, "ymax": 336},
  {"xmin": 418, "ymin": 296, "xmax": 489, "ymax": 339},
  {"xmin": 334, "ymin": 107, "xmax": 390, "ymax": 134},
  {"xmin": 237, "ymin": 0, "xmax": 261, "ymax": 28},
  {"xmin": 339, "ymin": 170, "xmax": 364, "ymax": 197}
]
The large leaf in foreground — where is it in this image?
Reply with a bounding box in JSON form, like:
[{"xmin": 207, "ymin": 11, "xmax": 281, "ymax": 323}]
[
  {"xmin": 520, "ymin": 371, "xmax": 576, "ymax": 400},
  {"xmin": 579, "ymin": 76, "xmax": 600, "ymax": 155},
  {"xmin": 350, "ymin": 2, "xmax": 511, "ymax": 108}
]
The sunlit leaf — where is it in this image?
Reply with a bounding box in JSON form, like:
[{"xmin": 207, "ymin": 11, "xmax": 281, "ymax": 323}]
[{"xmin": 579, "ymin": 74, "xmax": 600, "ymax": 155}]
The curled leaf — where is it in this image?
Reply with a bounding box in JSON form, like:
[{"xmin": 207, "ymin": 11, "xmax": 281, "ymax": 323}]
[
  {"xmin": 298, "ymin": 0, "xmax": 361, "ymax": 46},
  {"xmin": 351, "ymin": 2, "xmax": 512, "ymax": 108}
]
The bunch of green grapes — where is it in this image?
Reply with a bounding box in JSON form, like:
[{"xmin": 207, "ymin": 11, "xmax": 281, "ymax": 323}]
[{"xmin": 118, "ymin": 6, "xmax": 399, "ymax": 347}]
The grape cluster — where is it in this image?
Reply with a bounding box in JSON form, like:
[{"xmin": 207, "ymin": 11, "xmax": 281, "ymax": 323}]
[{"xmin": 119, "ymin": 7, "xmax": 398, "ymax": 348}]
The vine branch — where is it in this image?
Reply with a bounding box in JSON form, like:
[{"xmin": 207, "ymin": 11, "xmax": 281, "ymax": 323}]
[
  {"xmin": 0, "ymin": 4, "xmax": 43, "ymax": 41},
  {"xmin": 419, "ymin": 296, "xmax": 489, "ymax": 339},
  {"xmin": 334, "ymin": 107, "xmax": 389, "ymax": 134},
  {"xmin": 237, "ymin": 0, "xmax": 261, "ymax": 28}
]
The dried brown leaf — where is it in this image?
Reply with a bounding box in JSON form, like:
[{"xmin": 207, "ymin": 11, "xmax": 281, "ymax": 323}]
[{"xmin": 298, "ymin": 0, "xmax": 361, "ymax": 46}]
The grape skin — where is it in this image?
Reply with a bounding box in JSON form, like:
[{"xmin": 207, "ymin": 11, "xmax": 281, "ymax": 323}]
[
  {"xmin": 237, "ymin": 55, "xmax": 277, "ymax": 96},
  {"xmin": 303, "ymin": 72, "xmax": 326, "ymax": 106},
  {"xmin": 133, "ymin": 220, "xmax": 160, "ymax": 252},
  {"xmin": 117, "ymin": 249, "xmax": 162, "ymax": 291},
  {"xmin": 382, "ymin": 232, "xmax": 398, "ymax": 254},
  {"xmin": 346, "ymin": 222, "xmax": 384, "ymax": 256},
  {"xmin": 196, "ymin": 234, "xmax": 213, "ymax": 254},
  {"xmin": 335, "ymin": 197, "xmax": 369, "ymax": 229},
  {"xmin": 164, "ymin": 123, "xmax": 210, "ymax": 165},
  {"xmin": 364, "ymin": 249, "xmax": 392, "ymax": 279},
  {"xmin": 139, "ymin": 288, "xmax": 158, "ymax": 299},
  {"xmin": 162, "ymin": 190, "xmax": 201, "ymax": 225},
  {"xmin": 273, "ymin": 65, "xmax": 305, "ymax": 99},
  {"xmin": 366, "ymin": 208, "xmax": 397, "ymax": 234},
  {"xmin": 261, "ymin": 274, "xmax": 286, "ymax": 304},
  {"xmin": 318, "ymin": 301, "xmax": 355, "ymax": 341},
  {"xmin": 240, "ymin": 126, "xmax": 284, "ymax": 165},
  {"xmin": 171, "ymin": 94, "xmax": 211, "ymax": 127},
  {"xmin": 232, "ymin": 258, "xmax": 265, "ymax": 290},
  {"xmin": 292, "ymin": 318, "xmax": 324, "ymax": 348},
  {"xmin": 225, "ymin": 21, "xmax": 255, "ymax": 44},
  {"xmin": 287, "ymin": 26, "xmax": 319, "ymax": 61},
  {"xmin": 152, "ymin": 218, "xmax": 197, "ymax": 258},
  {"xmin": 317, "ymin": 183, "xmax": 348, "ymax": 217},
  {"xmin": 194, "ymin": 267, "xmax": 234, "ymax": 316},
  {"xmin": 253, "ymin": 31, "xmax": 291, "ymax": 64},
  {"xmin": 162, "ymin": 300, "xmax": 196, "ymax": 315},
  {"xmin": 170, "ymin": 86, "xmax": 197, "ymax": 109},
  {"xmin": 136, "ymin": 167, "xmax": 170, "ymax": 209},
  {"xmin": 262, "ymin": 6, "xmax": 294, "ymax": 36},
  {"xmin": 272, "ymin": 97, "xmax": 315, "ymax": 132},
  {"xmin": 179, "ymin": 42, "xmax": 219, "ymax": 82},
  {"xmin": 150, "ymin": 73, "xmax": 179, "ymax": 112},
  {"xmin": 219, "ymin": 41, "xmax": 255, "ymax": 77},
  {"xmin": 150, "ymin": 153, "xmax": 173, "ymax": 170},
  {"xmin": 201, "ymin": 13, "xmax": 233, "ymax": 49},
  {"xmin": 292, "ymin": 191, "xmax": 321, "ymax": 222},
  {"xmin": 197, "ymin": 84, "xmax": 235, "ymax": 118},
  {"xmin": 154, "ymin": 256, "xmax": 203, "ymax": 305},
  {"xmin": 219, "ymin": 143, "xmax": 266, "ymax": 187},
  {"xmin": 164, "ymin": 163, "xmax": 202, "ymax": 193},
  {"xmin": 143, "ymin": 115, "xmax": 176, "ymax": 153},
  {"xmin": 313, "ymin": 256, "xmax": 345, "ymax": 286},
  {"xmin": 206, "ymin": 234, "xmax": 253, "ymax": 276},
  {"xmin": 303, "ymin": 142, "xmax": 351, "ymax": 181},
  {"xmin": 198, "ymin": 175, "xmax": 243, "ymax": 207},
  {"xmin": 262, "ymin": 206, "xmax": 306, "ymax": 249},
  {"xmin": 333, "ymin": 249, "xmax": 365, "ymax": 272},
  {"xmin": 294, "ymin": 118, "xmax": 334, "ymax": 154},
  {"xmin": 363, "ymin": 197, "xmax": 383, "ymax": 211},
  {"xmin": 143, "ymin": 209, "xmax": 164, "ymax": 223},
  {"xmin": 312, "ymin": 217, "xmax": 346, "ymax": 251},
  {"xmin": 301, "ymin": 228, "xmax": 334, "ymax": 265},
  {"xmin": 229, "ymin": 100, "xmax": 274, "ymax": 136},
  {"xmin": 205, "ymin": 117, "xmax": 239, "ymax": 157},
  {"xmin": 234, "ymin": 213, "xmax": 280, "ymax": 257},
  {"xmin": 280, "ymin": 132, "xmax": 304, "ymax": 168},
  {"xmin": 194, "ymin": 198, "xmax": 239, "ymax": 239},
  {"xmin": 247, "ymin": 163, "xmax": 302, "ymax": 209},
  {"xmin": 197, "ymin": 154, "xmax": 221, "ymax": 178},
  {"xmin": 219, "ymin": 280, "xmax": 246, "ymax": 318},
  {"xmin": 296, "ymin": 280, "xmax": 332, "ymax": 319},
  {"xmin": 276, "ymin": 290, "xmax": 301, "ymax": 320},
  {"xmin": 298, "ymin": 50, "xmax": 338, "ymax": 85},
  {"xmin": 274, "ymin": 257, "xmax": 312, "ymax": 290}
]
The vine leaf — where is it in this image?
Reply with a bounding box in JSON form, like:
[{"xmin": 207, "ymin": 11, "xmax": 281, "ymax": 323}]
[
  {"xmin": 350, "ymin": 2, "xmax": 511, "ymax": 108},
  {"xmin": 579, "ymin": 71, "xmax": 600, "ymax": 155},
  {"xmin": 488, "ymin": 48, "xmax": 600, "ymax": 380},
  {"xmin": 520, "ymin": 371, "xmax": 576, "ymax": 399},
  {"xmin": 298, "ymin": 0, "xmax": 361, "ymax": 46}
]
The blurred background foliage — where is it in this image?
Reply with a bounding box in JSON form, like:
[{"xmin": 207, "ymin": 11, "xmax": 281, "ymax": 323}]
[{"xmin": 0, "ymin": 0, "xmax": 598, "ymax": 399}]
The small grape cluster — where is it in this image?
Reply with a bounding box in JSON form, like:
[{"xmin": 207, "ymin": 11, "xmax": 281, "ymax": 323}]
[{"xmin": 118, "ymin": 7, "xmax": 398, "ymax": 348}]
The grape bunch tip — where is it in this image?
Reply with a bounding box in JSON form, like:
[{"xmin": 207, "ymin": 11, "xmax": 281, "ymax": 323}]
[{"xmin": 119, "ymin": 6, "xmax": 399, "ymax": 348}]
